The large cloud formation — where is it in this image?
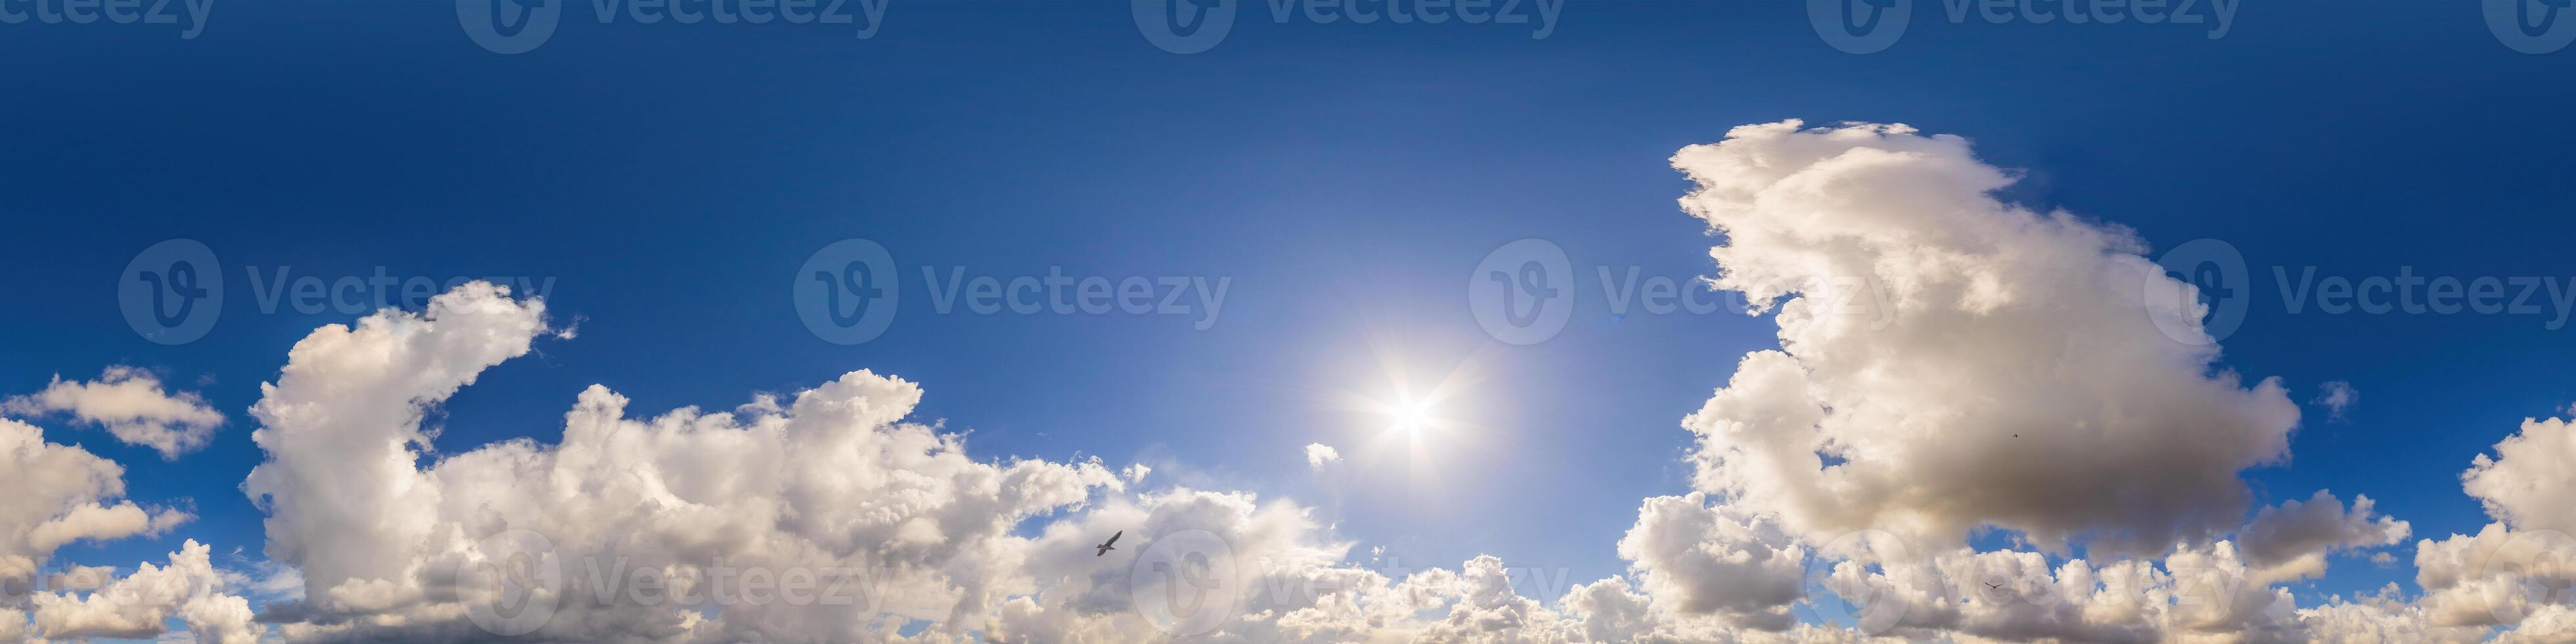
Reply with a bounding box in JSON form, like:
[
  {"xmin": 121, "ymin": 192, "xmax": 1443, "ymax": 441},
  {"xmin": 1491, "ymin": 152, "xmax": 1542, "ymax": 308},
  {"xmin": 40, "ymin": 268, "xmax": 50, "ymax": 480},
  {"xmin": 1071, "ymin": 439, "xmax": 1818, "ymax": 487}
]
[
  {"xmin": 233, "ymin": 284, "xmax": 1640, "ymax": 643},
  {"xmin": 19, "ymin": 120, "xmax": 2576, "ymax": 643},
  {"xmin": 1668, "ymin": 120, "xmax": 2302, "ymax": 556},
  {"xmin": 1599, "ymin": 120, "xmax": 2447, "ymax": 643}
]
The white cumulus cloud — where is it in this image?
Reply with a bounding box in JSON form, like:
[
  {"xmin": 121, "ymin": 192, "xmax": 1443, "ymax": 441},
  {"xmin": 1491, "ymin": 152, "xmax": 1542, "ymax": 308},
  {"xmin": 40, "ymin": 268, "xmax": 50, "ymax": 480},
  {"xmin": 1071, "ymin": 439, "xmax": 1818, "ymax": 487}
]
[
  {"xmin": 1667, "ymin": 120, "xmax": 2303, "ymax": 558},
  {"xmin": 1305, "ymin": 443, "xmax": 1340, "ymax": 469},
  {"xmin": 3, "ymin": 366, "xmax": 226, "ymax": 459}
]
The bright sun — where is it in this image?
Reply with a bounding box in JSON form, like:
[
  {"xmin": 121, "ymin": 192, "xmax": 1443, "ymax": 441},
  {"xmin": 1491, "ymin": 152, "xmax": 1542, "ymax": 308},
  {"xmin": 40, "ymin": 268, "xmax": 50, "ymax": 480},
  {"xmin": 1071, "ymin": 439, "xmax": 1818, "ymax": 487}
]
[
  {"xmin": 1380, "ymin": 394, "xmax": 1442, "ymax": 435},
  {"xmin": 1387, "ymin": 399, "xmax": 1436, "ymax": 435}
]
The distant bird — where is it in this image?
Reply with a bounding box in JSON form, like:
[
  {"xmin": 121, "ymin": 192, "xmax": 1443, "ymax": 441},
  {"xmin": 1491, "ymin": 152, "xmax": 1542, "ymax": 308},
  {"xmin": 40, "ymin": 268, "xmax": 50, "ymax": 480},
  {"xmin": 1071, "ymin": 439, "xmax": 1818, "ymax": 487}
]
[
  {"xmin": 1985, "ymin": 582, "xmax": 2002, "ymax": 589},
  {"xmin": 1095, "ymin": 531, "xmax": 1122, "ymax": 557}
]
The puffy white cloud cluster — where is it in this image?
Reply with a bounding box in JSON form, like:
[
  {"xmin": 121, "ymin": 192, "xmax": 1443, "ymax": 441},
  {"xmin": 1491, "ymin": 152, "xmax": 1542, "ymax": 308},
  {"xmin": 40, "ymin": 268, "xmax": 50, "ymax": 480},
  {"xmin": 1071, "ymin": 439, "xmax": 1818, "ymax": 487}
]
[
  {"xmin": 239, "ymin": 283, "xmax": 1140, "ymax": 641},
  {"xmin": 1667, "ymin": 120, "xmax": 2303, "ymax": 556},
  {"xmin": 1, "ymin": 393, "xmax": 258, "ymax": 642},
  {"xmin": 1615, "ymin": 493, "xmax": 1804, "ymax": 632},
  {"xmin": 2405, "ymin": 417, "xmax": 2576, "ymax": 638},
  {"xmin": 26, "ymin": 540, "xmax": 260, "ymax": 643},
  {"xmin": 1583, "ymin": 120, "xmax": 2456, "ymax": 643},
  {"xmin": 0, "ymin": 417, "xmax": 193, "ymax": 589},
  {"xmin": 1306, "ymin": 442, "xmax": 1341, "ymax": 469},
  {"xmin": 227, "ymin": 283, "xmax": 1671, "ymax": 643},
  {"xmin": 2236, "ymin": 491, "xmax": 2409, "ymax": 585},
  {"xmin": 3, "ymin": 365, "xmax": 226, "ymax": 459}
]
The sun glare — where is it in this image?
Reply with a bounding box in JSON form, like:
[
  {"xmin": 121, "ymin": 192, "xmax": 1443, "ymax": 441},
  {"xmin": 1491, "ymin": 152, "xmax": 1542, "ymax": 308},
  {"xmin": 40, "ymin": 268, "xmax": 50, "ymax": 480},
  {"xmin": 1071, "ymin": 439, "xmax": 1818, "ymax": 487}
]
[{"xmin": 1386, "ymin": 398, "xmax": 1437, "ymax": 436}]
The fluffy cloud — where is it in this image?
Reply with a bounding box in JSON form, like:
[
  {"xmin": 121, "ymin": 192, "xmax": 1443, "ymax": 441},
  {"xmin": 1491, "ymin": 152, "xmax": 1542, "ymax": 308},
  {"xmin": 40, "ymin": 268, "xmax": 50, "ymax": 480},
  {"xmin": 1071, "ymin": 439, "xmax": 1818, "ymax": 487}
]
[
  {"xmin": 1305, "ymin": 443, "xmax": 1340, "ymax": 469},
  {"xmin": 3, "ymin": 366, "xmax": 226, "ymax": 459},
  {"xmin": 238, "ymin": 283, "xmax": 1146, "ymax": 641},
  {"xmin": 1615, "ymin": 493, "xmax": 1804, "ymax": 631},
  {"xmin": 2313, "ymin": 380, "xmax": 2360, "ymax": 422},
  {"xmin": 226, "ymin": 283, "xmax": 1692, "ymax": 643},
  {"xmin": 1, "ymin": 402, "xmax": 254, "ymax": 643},
  {"xmin": 2408, "ymin": 417, "xmax": 2576, "ymax": 632},
  {"xmin": 1667, "ymin": 120, "xmax": 2303, "ymax": 557},
  {"xmin": 2236, "ymin": 491, "xmax": 2408, "ymax": 584},
  {"xmin": 0, "ymin": 417, "xmax": 192, "ymax": 589},
  {"xmin": 28, "ymin": 540, "xmax": 260, "ymax": 643},
  {"xmin": 1811, "ymin": 541, "xmax": 2309, "ymax": 643},
  {"xmin": 1584, "ymin": 120, "xmax": 2476, "ymax": 642},
  {"xmin": 2292, "ymin": 585, "xmax": 2488, "ymax": 643},
  {"xmin": 2464, "ymin": 417, "xmax": 2576, "ymax": 536}
]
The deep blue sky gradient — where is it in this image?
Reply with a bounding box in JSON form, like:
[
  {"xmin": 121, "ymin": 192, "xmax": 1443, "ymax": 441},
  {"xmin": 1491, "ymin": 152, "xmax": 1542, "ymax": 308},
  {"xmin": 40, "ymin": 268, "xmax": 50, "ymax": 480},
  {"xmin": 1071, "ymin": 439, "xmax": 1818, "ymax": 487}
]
[{"xmin": 3, "ymin": 0, "xmax": 2574, "ymax": 619}]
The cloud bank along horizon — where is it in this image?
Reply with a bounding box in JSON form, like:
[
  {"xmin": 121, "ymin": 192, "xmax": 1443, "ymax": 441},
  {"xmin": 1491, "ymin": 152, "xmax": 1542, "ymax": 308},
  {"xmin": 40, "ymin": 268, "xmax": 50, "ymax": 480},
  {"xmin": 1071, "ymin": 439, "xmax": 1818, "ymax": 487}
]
[{"xmin": 5, "ymin": 120, "xmax": 2573, "ymax": 642}]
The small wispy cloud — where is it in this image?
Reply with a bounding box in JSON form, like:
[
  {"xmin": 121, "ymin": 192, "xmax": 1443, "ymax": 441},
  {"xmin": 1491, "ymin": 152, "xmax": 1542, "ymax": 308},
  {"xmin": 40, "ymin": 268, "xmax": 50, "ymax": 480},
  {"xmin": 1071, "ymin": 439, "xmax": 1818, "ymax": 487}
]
[
  {"xmin": 2314, "ymin": 381, "xmax": 2359, "ymax": 423},
  {"xmin": 1305, "ymin": 443, "xmax": 1341, "ymax": 469}
]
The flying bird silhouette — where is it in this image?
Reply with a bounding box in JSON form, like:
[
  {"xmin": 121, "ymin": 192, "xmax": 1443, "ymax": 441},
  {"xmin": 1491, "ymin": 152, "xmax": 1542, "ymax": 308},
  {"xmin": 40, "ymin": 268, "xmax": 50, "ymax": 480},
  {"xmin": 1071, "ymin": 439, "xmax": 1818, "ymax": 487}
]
[{"xmin": 1095, "ymin": 531, "xmax": 1121, "ymax": 557}]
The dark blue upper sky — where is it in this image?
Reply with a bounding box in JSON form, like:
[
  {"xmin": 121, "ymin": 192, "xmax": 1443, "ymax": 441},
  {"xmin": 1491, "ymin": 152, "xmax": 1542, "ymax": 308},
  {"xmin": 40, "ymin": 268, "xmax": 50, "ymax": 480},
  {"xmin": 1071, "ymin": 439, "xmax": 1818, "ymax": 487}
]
[{"xmin": 4, "ymin": 0, "xmax": 2574, "ymax": 618}]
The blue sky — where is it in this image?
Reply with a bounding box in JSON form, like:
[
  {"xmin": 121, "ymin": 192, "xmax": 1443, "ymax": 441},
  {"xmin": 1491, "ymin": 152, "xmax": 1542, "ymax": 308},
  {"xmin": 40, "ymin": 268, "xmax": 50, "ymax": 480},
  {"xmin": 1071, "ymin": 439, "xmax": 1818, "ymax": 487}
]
[{"xmin": 6, "ymin": 1, "xmax": 2576, "ymax": 641}]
